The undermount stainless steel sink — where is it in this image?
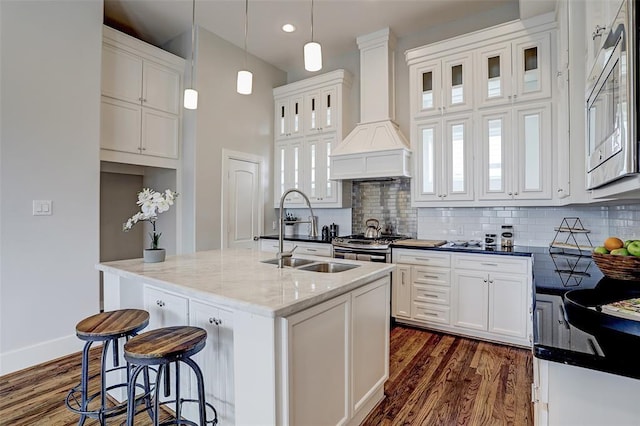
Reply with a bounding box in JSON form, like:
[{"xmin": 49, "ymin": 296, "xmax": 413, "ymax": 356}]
[
  {"xmin": 297, "ymin": 262, "xmax": 360, "ymax": 273},
  {"xmin": 261, "ymin": 258, "xmax": 359, "ymax": 273},
  {"xmin": 261, "ymin": 257, "xmax": 316, "ymax": 267}
]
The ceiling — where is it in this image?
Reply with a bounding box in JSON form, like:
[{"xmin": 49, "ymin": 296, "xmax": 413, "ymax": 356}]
[{"xmin": 104, "ymin": 0, "xmax": 554, "ymax": 73}]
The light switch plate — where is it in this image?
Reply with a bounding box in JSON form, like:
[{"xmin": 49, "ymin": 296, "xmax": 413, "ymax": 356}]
[{"xmin": 33, "ymin": 200, "xmax": 52, "ymax": 216}]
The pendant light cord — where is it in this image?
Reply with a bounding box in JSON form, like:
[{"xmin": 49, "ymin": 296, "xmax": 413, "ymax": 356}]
[
  {"xmin": 310, "ymin": 0, "xmax": 314, "ymax": 42},
  {"xmin": 244, "ymin": 0, "xmax": 249, "ymax": 68},
  {"xmin": 190, "ymin": 0, "xmax": 196, "ymax": 85}
]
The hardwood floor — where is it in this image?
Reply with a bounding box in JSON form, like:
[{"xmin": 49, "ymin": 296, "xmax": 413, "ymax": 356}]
[
  {"xmin": 0, "ymin": 325, "xmax": 532, "ymax": 425},
  {"xmin": 362, "ymin": 325, "xmax": 533, "ymax": 426}
]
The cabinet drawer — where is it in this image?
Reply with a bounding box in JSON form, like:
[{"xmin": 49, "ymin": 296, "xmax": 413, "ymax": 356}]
[
  {"xmin": 412, "ymin": 302, "xmax": 450, "ymax": 325},
  {"xmin": 452, "ymin": 253, "xmax": 529, "ymax": 274},
  {"xmin": 296, "ymin": 243, "xmax": 332, "ymax": 257},
  {"xmin": 412, "ymin": 266, "xmax": 450, "ymax": 287},
  {"xmin": 413, "ymin": 284, "xmax": 450, "ymax": 305},
  {"xmin": 394, "ymin": 249, "xmax": 451, "ymax": 267},
  {"xmin": 260, "ymin": 239, "xmax": 294, "ymax": 253}
]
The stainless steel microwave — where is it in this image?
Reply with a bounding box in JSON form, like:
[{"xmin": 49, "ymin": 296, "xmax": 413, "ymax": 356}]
[{"xmin": 586, "ymin": 0, "xmax": 639, "ymax": 190}]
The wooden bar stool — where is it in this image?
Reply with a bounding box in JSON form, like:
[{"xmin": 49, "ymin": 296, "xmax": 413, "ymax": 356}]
[
  {"xmin": 65, "ymin": 309, "xmax": 150, "ymax": 425},
  {"xmin": 124, "ymin": 326, "xmax": 218, "ymax": 426}
]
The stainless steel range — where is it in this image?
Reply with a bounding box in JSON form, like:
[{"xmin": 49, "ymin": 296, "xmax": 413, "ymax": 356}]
[{"xmin": 332, "ymin": 234, "xmax": 409, "ymax": 263}]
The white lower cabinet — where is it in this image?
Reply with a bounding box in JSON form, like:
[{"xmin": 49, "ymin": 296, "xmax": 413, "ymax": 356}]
[
  {"xmin": 452, "ymin": 254, "xmax": 530, "ymax": 344},
  {"xmin": 392, "ymin": 250, "xmax": 452, "ymax": 326},
  {"xmin": 143, "ymin": 285, "xmax": 189, "ymax": 330},
  {"xmin": 283, "ymin": 277, "xmax": 389, "ymax": 426},
  {"xmin": 189, "ymin": 300, "xmax": 235, "ymax": 425},
  {"xmin": 259, "ymin": 238, "xmax": 331, "ymax": 257},
  {"xmin": 533, "ymin": 358, "xmax": 640, "ymax": 426},
  {"xmin": 393, "ymin": 249, "xmax": 532, "ymax": 347},
  {"xmin": 142, "ymin": 285, "xmax": 236, "ymax": 424}
]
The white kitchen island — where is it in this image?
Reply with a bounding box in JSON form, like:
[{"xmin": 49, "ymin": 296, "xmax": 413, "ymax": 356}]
[{"xmin": 97, "ymin": 248, "xmax": 394, "ymax": 426}]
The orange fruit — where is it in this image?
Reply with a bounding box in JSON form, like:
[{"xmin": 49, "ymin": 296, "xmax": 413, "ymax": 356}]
[{"xmin": 604, "ymin": 237, "xmax": 624, "ymax": 251}]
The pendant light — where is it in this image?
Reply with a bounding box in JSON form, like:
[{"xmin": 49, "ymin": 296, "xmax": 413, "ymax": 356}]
[
  {"xmin": 304, "ymin": 0, "xmax": 322, "ymax": 72},
  {"xmin": 184, "ymin": 0, "xmax": 198, "ymax": 109},
  {"xmin": 236, "ymin": 0, "xmax": 253, "ymax": 95}
]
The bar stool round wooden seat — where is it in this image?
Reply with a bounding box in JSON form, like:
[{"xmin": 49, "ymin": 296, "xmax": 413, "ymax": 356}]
[
  {"xmin": 65, "ymin": 309, "xmax": 150, "ymax": 425},
  {"xmin": 124, "ymin": 326, "xmax": 218, "ymax": 426}
]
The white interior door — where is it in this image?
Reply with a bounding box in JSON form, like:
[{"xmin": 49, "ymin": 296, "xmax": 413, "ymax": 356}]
[{"xmin": 224, "ymin": 154, "xmax": 262, "ymax": 249}]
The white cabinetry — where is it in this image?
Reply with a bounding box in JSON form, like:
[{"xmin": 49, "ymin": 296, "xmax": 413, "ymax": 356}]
[
  {"xmin": 259, "ymin": 239, "xmax": 331, "ymax": 257},
  {"xmin": 476, "ymin": 33, "xmax": 552, "ymax": 108},
  {"xmin": 275, "ymin": 95, "xmax": 305, "ymax": 140},
  {"xmin": 478, "ymin": 102, "xmax": 552, "ymax": 201},
  {"xmin": 282, "ymin": 277, "xmax": 389, "ymax": 425},
  {"xmin": 143, "ymin": 285, "xmax": 189, "ymax": 330},
  {"xmin": 533, "ymin": 358, "xmax": 640, "ymax": 426},
  {"xmin": 452, "ymin": 254, "xmax": 531, "ymax": 345},
  {"xmin": 393, "ymin": 249, "xmax": 532, "ymax": 347},
  {"xmin": 392, "ymin": 250, "xmax": 452, "ymax": 326},
  {"xmin": 101, "ymin": 26, "xmax": 183, "ymax": 168},
  {"xmin": 411, "ymin": 53, "xmax": 473, "ymax": 117},
  {"xmin": 412, "ymin": 114, "xmax": 474, "ymax": 202},
  {"xmin": 273, "ymin": 70, "xmax": 352, "ymax": 208},
  {"xmin": 406, "ymin": 14, "xmax": 557, "ymax": 207},
  {"xmin": 189, "ymin": 301, "xmax": 235, "ymax": 425}
]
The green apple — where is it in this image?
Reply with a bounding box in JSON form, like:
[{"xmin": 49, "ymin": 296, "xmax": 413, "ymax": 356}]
[
  {"xmin": 593, "ymin": 246, "xmax": 610, "ymax": 254},
  {"xmin": 624, "ymin": 239, "xmax": 634, "ymax": 248},
  {"xmin": 611, "ymin": 248, "xmax": 630, "ymax": 256},
  {"xmin": 627, "ymin": 241, "xmax": 640, "ymax": 257}
]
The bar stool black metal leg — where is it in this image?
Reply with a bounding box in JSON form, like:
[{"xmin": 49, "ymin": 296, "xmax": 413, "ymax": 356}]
[
  {"xmin": 78, "ymin": 340, "xmax": 93, "ymax": 426},
  {"xmin": 183, "ymin": 357, "xmax": 209, "ymax": 425}
]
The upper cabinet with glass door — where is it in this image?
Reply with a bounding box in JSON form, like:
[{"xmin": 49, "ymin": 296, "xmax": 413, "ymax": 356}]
[
  {"xmin": 305, "ymin": 87, "xmax": 337, "ymax": 134},
  {"xmin": 476, "ymin": 32, "xmax": 551, "ymax": 108},
  {"xmin": 275, "ymin": 95, "xmax": 304, "ymax": 140},
  {"xmin": 413, "ymin": 53, "xmax": 473, "ymax": 117}
]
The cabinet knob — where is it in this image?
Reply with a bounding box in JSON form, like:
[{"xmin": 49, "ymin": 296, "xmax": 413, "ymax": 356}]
[
  {"xmin": 208, "ymin": 317, "xmax": 222, "ymax": 325},
  {"xmin": 483, "ymin": 279, "xmax": 488, "ymax": 284},
  {"xmin": 156, "ymin": 300, "xmax": 165, "ymax": 307}
]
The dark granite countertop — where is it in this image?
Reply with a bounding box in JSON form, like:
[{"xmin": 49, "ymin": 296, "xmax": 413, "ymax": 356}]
[
  {"xmin": 390, "ymin": 241, "xmax": 534, "ymax": 257},
  {"xmin": 260, "ymin": 234, "xmax": 333, "ymax": 243}
]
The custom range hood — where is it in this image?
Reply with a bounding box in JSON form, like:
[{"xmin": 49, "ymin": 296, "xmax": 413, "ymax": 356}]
[{"xmin": 330, "ymin": 28, "xmax": 411, "ymax": 180}]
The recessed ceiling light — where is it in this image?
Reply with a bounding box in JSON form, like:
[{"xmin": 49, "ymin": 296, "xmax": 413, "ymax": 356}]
[{"xmin": 282, "ymin": 23, "xmax": 296, "ymax": 33}]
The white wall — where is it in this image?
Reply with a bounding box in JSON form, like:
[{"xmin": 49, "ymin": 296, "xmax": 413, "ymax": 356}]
[
  {"xmin": 166, "ymin": 27, "xmax": 287, "ymax": 252},
  {"xmin": 0, "ymin": 0, "xmax": 103, "ymax": 374}
]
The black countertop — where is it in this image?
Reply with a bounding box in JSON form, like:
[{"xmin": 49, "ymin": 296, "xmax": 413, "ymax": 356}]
[{"xmin": 261, "ymin": 234, "xmax": 333, "ymax": 243}]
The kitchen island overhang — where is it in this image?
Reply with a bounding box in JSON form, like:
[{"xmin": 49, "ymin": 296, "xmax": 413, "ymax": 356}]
[{"xmin": 98, "ymin": 248, "xmax": 394, "ymax": 425}]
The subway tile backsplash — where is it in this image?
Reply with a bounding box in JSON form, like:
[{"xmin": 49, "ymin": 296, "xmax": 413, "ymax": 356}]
[{"xmin": 418, "ymin": 204, "xmax": 640, "ymax": 247}]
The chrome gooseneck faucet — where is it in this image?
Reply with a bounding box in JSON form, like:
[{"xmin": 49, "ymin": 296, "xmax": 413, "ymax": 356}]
[{"xmin": 278, "ymin": 189, "xmax": 318, "ymax": 268}]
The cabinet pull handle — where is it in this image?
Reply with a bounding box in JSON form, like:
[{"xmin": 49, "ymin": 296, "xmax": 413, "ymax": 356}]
[
  {"xmin": 592, "ymin": 25, "xmax": 606, "ymax": 40},
  {"xmin": 422, "ymin": 275, "xmax": 439, "ymax": 279},
  {"xmin": 306, "ymin": 248, "xmax": 317, "ymax": 252},
  {"xmin": 424, "ymin": 293, "xmax": 439, "ymax": 298},
  {"xmin": 414, "ymin": 257, "xmax": 431, "ymax": 262},
  {"xmin": 423, "ymin": 312, "xmax": 438, "ymax": 316},
  {"xmin": 481, "ymin": 262, "xmax": 498, "ymax": 267}
]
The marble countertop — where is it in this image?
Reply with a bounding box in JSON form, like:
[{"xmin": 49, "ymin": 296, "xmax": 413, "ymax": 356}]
[{"xmin": 97, "ymin": 248, "xmax": 394, "ymax": 318}]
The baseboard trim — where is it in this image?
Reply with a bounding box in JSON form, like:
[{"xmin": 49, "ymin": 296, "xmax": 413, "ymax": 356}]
[{"xmin": 0, "ymin": 334, "xmax": 84, "ymax": 375}]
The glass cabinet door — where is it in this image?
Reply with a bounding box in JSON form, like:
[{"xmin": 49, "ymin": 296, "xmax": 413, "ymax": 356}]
[
  {"xmin": 443, "ymin": 115, "xmax": 474, "ymax": 200},
  {"xmin": 275, "ymin": 139, "xmax": 304, "ymax": 205},
  {"xmin": 479, "ymin": 109, "xmax": 512, "ymax": 200},
  {"xmin": 305, "ymin": 88, "xmax": 336, "ymax": 134},
  {"xmin": 513, "ymin": 33, "xmax": 551, "ymax": 102},
  {"xmin": 305, "ymin": 133, "xmax": 338, "ymax": 204},
  {"xmin": 275, "ymin": 96, "xmax": 304, "ymax": 139},
  {"xmin": 513, "ymin": 103, "xmax": 551, "ymax": 199},
  {"xmin": 443, "ymin": 54, "xmax": 473, "ymax": 113},
  {"xmin": 477, "ymin": 44, "xmax": 512, "ymax": 107},
  {"xmin": 415, "ymin": 120, "xmax": 442, "ymax": 200},
  {"xmin": 414, "ymin": 62, "xmax": 442, "ymax": 116}
]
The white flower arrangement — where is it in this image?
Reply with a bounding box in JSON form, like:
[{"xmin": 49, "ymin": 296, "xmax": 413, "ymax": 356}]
[{"xmin": 123, "ymin": 188, "xmax": 178, "ymax": 249}]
